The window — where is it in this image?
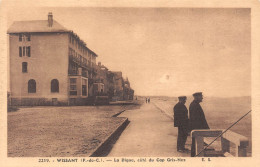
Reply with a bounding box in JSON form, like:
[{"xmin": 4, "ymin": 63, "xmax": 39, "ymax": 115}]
[
  {"xmin": 22, "ymin": 62, "xmax": 27, "ymax": 73},
  {"xmin": 70, "ymin": 85, "xmax": 77, "ymax": 90},
  {"xmin": 19, "ymin": 47, "xmax": 22, "ymax": 57},
  {"xmin": 26, "ymin": 34, "xmax": 30, "ymax": 41},
  {"xmin": 26, "ymin": 46, "xmax": 30, "ymax": 57},
  {"xmin": 82, "ymin": 79, "xmax": 87, "ymax": 96},
  {"xmin": 19, "ymin": 34, "xmax": 30, "ymax": 41},
  {"xmin": 28, "ymin": 79, "xmax": 36, "ymax": 93},
  {"xmin": 82, "ymin": 85, "xmax": 87, "ymax": 96},
  {"xmin": 101, "ymin": 84, "xmax": 104, "ymax": 93},
  {"xmin": 70, "ymin": 78, "xmax": 77, "ymax": 84},
  {"xmin": 19, "ymin": 46, "xmax": 31, "ymax": 57},
  {"xmin": 69, "ymin": 78, "xmax": 77, "ymax": 95},
  {"xmin": 51, "ymin": 79, "xmax": 59, "ymax": 93},
  {"xmin": 19, "ymin": 34, "xmax": 22, "ymax": 41},
  {"xmin": 23, "ymin": 46, "xmax": 25, "ymax": 56}
]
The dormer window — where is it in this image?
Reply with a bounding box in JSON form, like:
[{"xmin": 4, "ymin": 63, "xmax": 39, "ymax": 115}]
[
  {"xmin": 27, "ymin": 34, "xmax": 30, "ymax": 41},
  {"xmin": 18, "ymin": 34, "xmax": 31, "ymax": 42},
  {"xmin": 19, "ymin": 34, "xmax": 22, "ymax": 41}
]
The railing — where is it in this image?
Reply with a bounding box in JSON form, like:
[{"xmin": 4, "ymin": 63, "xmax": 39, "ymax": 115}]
[
  {"xmin": 221, "ymin": 130, "xmax": 249, "ymax": 157},
  {"xmin": 69, "ymin": 55, "xmax": 91, "ymax": 70},
  {"xmin": 192, "ymin": 129, "xmax": 249, "ymax": 157},
  {"xmin": 68, "ymin": 69, "xmax": 78, "ymax": 75}
]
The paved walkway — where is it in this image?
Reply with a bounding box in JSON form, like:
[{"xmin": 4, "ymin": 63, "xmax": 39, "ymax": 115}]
[{"xmin": 108, "ymin": 103, "xmax": 191, "ymax": 157}]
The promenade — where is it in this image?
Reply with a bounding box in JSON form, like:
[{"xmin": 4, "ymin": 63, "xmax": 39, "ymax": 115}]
[{"xmin": 108, "ymin": 102, "xmax": 191, "ymax": 157}]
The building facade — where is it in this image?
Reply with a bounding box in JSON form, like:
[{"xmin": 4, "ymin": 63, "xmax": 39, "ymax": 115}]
[{"xmin": 8, "ymin": 13, "xmax": 133, "ymax": 106}]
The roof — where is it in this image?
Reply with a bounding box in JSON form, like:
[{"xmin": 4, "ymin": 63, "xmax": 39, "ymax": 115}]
[
  {"xmin": 7, "ymin": 20, "xmax": 69, "ymax": 34},
  {"xmin": 113, "ymin": 71, "xmax": 123, "ymax": 79},
  {"xmin": 7, "ymin": 18, "xmax": 98, "ymax": 57}
]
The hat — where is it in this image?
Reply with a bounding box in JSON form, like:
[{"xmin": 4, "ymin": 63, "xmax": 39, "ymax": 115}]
[
  {"xmin": 193, "ymin": 92, "xmax": 203, "ymax": 97},
  {"xmin": 178, "ymin": 96, "xmax": 187, "ymax": 100}
]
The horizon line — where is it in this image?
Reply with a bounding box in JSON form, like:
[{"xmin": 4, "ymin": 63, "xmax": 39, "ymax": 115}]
[{"xmin": 135, "ymin": 95, "xmax": 251, "ymax": 98}]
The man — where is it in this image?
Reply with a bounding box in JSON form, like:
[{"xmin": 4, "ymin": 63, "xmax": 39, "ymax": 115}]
[
  {"xmin": 189, "ymin": 92, "xmax": 209, "ymax": 157},
  {"xmin": 173, "ymin": 96, "xmax": 189, "ymax": 152}
]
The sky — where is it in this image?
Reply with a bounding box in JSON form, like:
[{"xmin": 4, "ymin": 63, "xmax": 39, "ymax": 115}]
[{"xmin": 5, "ymin": 7, "xmax": 251, "ymax": 97}]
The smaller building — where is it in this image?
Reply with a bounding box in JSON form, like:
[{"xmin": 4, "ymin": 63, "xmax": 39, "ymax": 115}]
[
  {"xmin": 123, "ymin": 78, "xmax": 134, "ymax": 100},
  {"xmin": 111, "ymin": 72, "xmax": 134, "ymax": 101},
  {"xmin": 94, "ymin": 62, "xmax": 109, "ymax": 95},
  {"xmin": 112, "ymin": 71, "xmax": 124, "ymax": 101}
]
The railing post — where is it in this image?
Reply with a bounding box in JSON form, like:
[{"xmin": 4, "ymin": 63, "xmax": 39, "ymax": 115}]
[
  {"xmin": 222, "ymin": 131, "xmax": 249, "ymax": 157},
  {"xmin": 238, "ymin": 141, "xmax": 248, "ymax": 157},
  {"xmin": 221, "ymin": 137, "xmax": 230, "ymax": 153},
  {"xmin": 195, "ymin": 136, "xmax": 204, "ymax": 157},
  {"xmin": 238, "ymin": 146, "xmax": 247, "ymax": 157}
]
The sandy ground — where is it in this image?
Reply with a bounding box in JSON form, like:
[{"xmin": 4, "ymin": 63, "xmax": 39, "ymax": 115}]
[{"xmin": 8, "ymin": 104, "xmax": 141, "ymax": 157}]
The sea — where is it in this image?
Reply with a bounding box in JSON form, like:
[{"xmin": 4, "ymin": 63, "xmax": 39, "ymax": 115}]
[{"xmin": 151, "ymin": 96, "xmax": 252, "ymax": 154}]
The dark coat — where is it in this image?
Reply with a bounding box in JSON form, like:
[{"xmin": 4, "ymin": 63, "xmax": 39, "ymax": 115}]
[
  {"xmin": 189, "ymin": 100, "xmax": 209, "ymax": 130},
  {"xmin": 173, "ymin": 102, "xmax": 189, "ymax": 127}
]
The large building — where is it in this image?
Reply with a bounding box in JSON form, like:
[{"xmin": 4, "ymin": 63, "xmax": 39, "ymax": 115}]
[{"xmin": 8, "ymin": 13, "xmax": 134, "ymax": 106}]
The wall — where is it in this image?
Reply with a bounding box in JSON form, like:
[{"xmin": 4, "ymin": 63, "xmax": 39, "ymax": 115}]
[{"xmin": 9, "ymin": 32, "xmax": 69, "ymax": 105}]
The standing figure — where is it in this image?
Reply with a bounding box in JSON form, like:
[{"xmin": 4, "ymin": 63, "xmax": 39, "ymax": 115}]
[
  {"xmin": 173, "ymin": 96, "xmax": 189, "ymax": 152},
  {"xmin": 148, "ymin": 97, "xmax": 150, "ymax": 103},
  {"xmin": 189, "ymin": 92, "xmax": 209, "ymax": 157},
  {"xmin": 146, "ymin": 98, "xmax": 148, "ymax": 103}
]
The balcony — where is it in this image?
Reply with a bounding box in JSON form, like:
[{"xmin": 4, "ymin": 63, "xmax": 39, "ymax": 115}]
[
  {"xmin": 69, "ymin": 54, "xmax": 91, "ymax": 70},
  {"xmin": 68, "ymin": 69, "xmax": 88, "ymax": 78},
  {"xmin": 68, "ymin": 69, "xmax": 78, "ymax": 76}
]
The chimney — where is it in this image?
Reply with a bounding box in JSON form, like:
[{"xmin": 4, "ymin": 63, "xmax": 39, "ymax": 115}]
[
  {"xmin": 48, "ymin": 12, "xmax": 53, "ymax": 27},
  {"xmin": 98, "ymin": 62, "xmax": 101, "ymax": 67}
]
